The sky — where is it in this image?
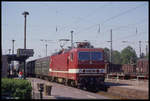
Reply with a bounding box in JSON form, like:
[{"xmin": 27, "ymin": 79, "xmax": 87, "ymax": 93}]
[{"xmin": 2, "ymin": 1, "xmax": 149, "ymax": 61}]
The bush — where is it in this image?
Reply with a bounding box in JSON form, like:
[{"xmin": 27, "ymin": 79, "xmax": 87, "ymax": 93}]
[{"xmin": 1, "ymin": 78, "xmax": 32, "ymax": 99}]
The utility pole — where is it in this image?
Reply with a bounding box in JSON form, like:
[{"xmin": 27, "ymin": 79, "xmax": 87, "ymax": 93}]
[
  {"xmin": 139, "ymin": 41, "xmax": 141, "ymax": 58},
  {"xmin": 145, "ymin": 41, "xmax": 149, "ymax": 57},
  {"xmin": 46, "ymin": 44, "xmax": 48, "ymax": 56},
  {"xmin": 12, "ymin": 40, "xmax": 15, "ymax": 54},
  {"xmin": 107, "ymin": 29, "xmax": 113, "ymax": 73},
  {"xmin": 22, "ymin": 11, "xmax": 29, "ymax": 49},
  {"xmin": 146, "ymin": 45, "xmax": 148, "ymax": 56},
  {"xmin": 70, "ymin": 30, "xmax": 74, "ymax": 49},
  {"xmin": 22, "ymin": 11, "xmax": 29, "ymax": 79},
  {"xmin": 12, "ymin": 39, "xmax": 15, "ymax": 75},
  {"xmin": 9, "ymin": 49, "xmax": 11, "ymax": 54},
  {"xmin": 110, "ymin": 29, "xmax": 112, "ymax": 64},
  {"xmin": 40, "ymin": 39, "xmax": 52, "ymax": 57}
]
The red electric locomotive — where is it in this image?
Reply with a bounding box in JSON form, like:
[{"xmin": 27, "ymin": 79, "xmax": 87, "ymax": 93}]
[{"xmin": 49, "ymin": 42, "xmax": 106, "ymax": 90}]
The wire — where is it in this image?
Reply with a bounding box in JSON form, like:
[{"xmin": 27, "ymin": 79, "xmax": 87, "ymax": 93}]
[
  {"xmin": 114, "ymin": 31, "xmax": 147, "ymax": 42},
  {"xmin": 57, "ymin": 3, "xmax": 110, "ymax": 33},
  {"xmin": 101, "ymin": 3, "xmax": 145, "ymax": 25},
  {"xmin": 112, "ymin": 19, "xmax": 147, "ymax": 31},
  {"xmin": 76, "ymin": 3, "xmax": 146, "ymax": 34}
]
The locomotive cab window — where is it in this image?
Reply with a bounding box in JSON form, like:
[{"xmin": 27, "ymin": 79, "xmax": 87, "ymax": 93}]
[
  {"xmin": 91, "ymin": 52, "xmax": 103, "ymax": 61},
  {"xmin": 78, "ymin": 51, "xmax": 103, "ymax": 61}
]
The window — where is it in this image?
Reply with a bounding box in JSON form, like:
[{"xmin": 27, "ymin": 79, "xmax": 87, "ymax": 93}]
[
  {"xmin": 91, "ymin": 52, "xmax": 102, "ymax": 61},
  {"xmin": 78, "ymin": 51, "xmax": 103, "ymax": 61},
  {"xmin": 78, "ymin": 52, "xmax": 90, "ymax": 61}
]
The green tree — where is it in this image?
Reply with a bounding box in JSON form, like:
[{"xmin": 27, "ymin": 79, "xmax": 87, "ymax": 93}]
[
  {"xmin": 120, "ymin": 46, "xmax": 137, "ymax": 64},
  {"xmin": 112, "ymin": 50, "xmax": 121, "ymax": 64}
]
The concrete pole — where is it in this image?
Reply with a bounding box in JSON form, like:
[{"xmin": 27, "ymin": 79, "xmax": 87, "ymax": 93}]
[
  {"xmin": 110, "ymin": 29, "xmax": 112, "ymax": 63},
  {"xmin": 22, "ymin": 11, "xmax": 29, "ymax": 79},
  {"xmin": 12, "ymin": 39, "xmax": 15, "ymax": 75},
  {"xmin": 12, "ymin": 40, "xmax": 15, "ymax": 54},
  {"xmin": 22, "ymin": 11, "xmax": 29, "ymax": 49},
  {"xmin": 9, "ymin": 49, "xmax": 11, "ymax": 54},
  {"xmin": 70, "ymin": 30, "xmax": 74, "ymax": 49},
  {"xmin": 46, "ymin": 44, "xmax": 48, "ymax": 56},
  {"xmin": 146, "ymin": 45, "xmax": 148, "ymax": 56},
  {"xmin": 139, "ymin": 41, "xmax": 141, "ymax": 58}
]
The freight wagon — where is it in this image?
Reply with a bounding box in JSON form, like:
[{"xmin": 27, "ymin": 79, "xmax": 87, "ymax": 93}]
[
  {"xmin": 106, "ymin": 58, "xmax": 149, "ymax": 80},
  {"xmin": 122, "ymin": 64, "xmax": 136, "ymax": 74},
  {"xmin": 107, "ymin": 63, "xmax": 122, "ymax": 74},
  {"xmin": 136, "ymin": 59, "xmax": 149, "ymax": 75}
]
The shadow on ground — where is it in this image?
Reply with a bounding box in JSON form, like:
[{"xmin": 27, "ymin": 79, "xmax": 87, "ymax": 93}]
[
  {"xmin": 55, "ymin": 95, "xmax": 75, "ymax": 99},
  {"xmin": 93, "ymin": 82, "xmax": 131, "ymax": 93},
  {"xmin": 104, "ymin": 82, "xmax": 130, "ymax": 86}
]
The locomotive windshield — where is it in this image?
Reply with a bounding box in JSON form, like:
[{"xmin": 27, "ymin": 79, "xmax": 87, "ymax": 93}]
[{"xmin": 78, "ymin": 52, "xmax": 103, "ymax": 61}]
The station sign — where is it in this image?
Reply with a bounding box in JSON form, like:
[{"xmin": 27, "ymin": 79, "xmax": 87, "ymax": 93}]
[{"xmin": 17, "ymin": 49, "xmax": 34, "ymax": 57}]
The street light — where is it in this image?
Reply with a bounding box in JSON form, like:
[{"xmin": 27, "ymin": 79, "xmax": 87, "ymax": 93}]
[
  {"xmin": 22, "ymin": 11, "xmax": 29, "ymax": 49},
  {"xmin": 22, "ymin": 11, "xmax": 29, "ymax": 79}
]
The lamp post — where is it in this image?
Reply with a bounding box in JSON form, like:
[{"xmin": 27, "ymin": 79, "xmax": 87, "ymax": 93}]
[
  {"xmin": 22, "ymin": 11, "xmax": 29, "ymax": 79},
  {"xmin": 22, "ymin": 11, "xmax": 29, "ymax": 49}
]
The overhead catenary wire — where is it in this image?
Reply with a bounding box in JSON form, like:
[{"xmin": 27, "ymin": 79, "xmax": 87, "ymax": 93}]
[
  {"xmin": 114, "ymin": 31, "xmax": 147, "ymax": 43},
  {"xmin": 76, "ymin": 3, "xmax": 146, "ymax": 34},
  {"xmin": 57, "ymin": 3, "xmax": 110, "ymax": 33}
]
